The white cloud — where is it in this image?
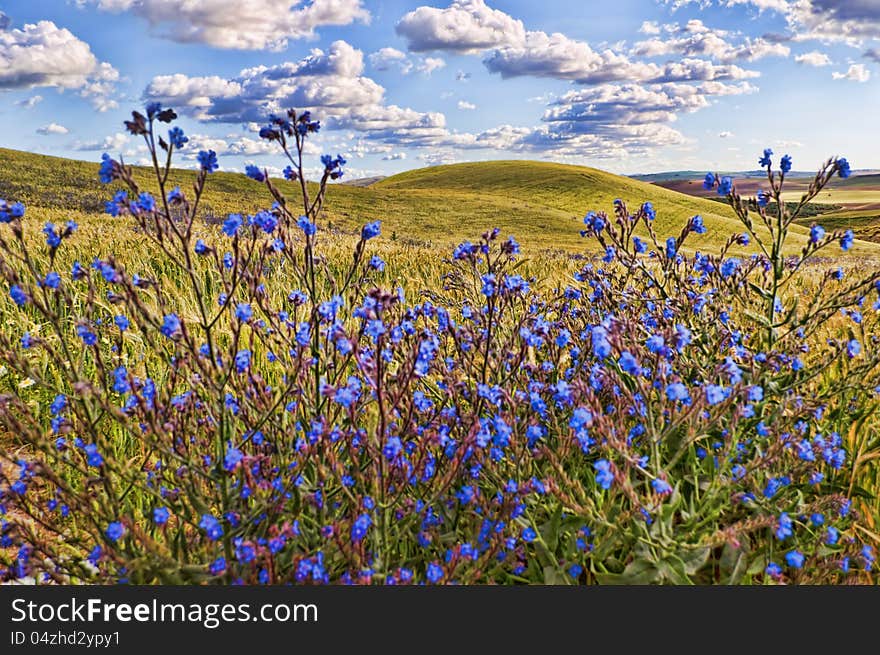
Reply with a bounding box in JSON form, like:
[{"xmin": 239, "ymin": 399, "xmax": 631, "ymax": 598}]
[
  {"xmin": 15, "ymin": 94, "xmax": 42, "ymax": 108},
  {"xmin": 142, "ymin": 74, "xmax": 243, "ymax": 120},
  {"xmin": 485, "ymin": 31, "xmax": 760, "ymax": 84},
  {"xmin": 369, "ymin": 48, "xmax": 446, "ymax": 76},
  {"xmin": 398, "ymin": 2, "xmax": 761, "ymax": 85},
  {"xmin": 369, "ymin": 47, "xmax": 408, "ymax": 71},
  {"xmin": 718, "ymin": 131, "xmax": 734, "ymax": 138},
  {"xmin": 74, "ymin": 132, "xmax": 130, "ymax": 152},
  {"xmin": 0, "ymin": 11, "xmax": 10, "ymax": 30},
  {"xmin": 382, "ymin": 152, "xmax": 407, "ymax": 160},
  {"xmin": 36, "ymin": 122, "xmax": 69, "ymax": 135},
  {"xmin": 144, "ymin": 41, "xmax": 460, "ymax": 151},
  {"xmin": 787, "ymin": 0, "xmax": 880, "ymax": 43},
  {"xmin": 146, "ymin": 41, "xmax": 384, "ymax": 123},
  {"xmin": 0, "ymin": 21, "xmax": 119, "ymax": 110},
  {"xmin": 795, "ymin": 51, "xmax": 832, "ymax": 67},
  {"xmin": 419, "ymin": 57, "xmax": 446, "ymax": 74},
  {"xmin": 419, "ymin": 150, "xmax": 459, "ymax": 166},
  {"xmin": 396, "ymin": 0, "xmax": 526, "ymax": 54},
  {"xmin": 832, "ymin": 63, "xmax": 871, "ymax": 82},
  {"xmin": 670, "ymin": 0, "xmax": 880, "ymax": 43},
  {"xmin": 457, "ymin": 100, "xmax": 477, "ymax": 110},
  {"xmin": 631, "ymin": 20, "xmax": 790, "ymax": 62},
  {"xmin": 82, "ymin": 0, "xmax": 370, "ymax": 51}
]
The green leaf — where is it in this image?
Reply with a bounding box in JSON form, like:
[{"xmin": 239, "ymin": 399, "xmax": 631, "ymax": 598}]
[
  {"xmin": 679, "ymin": 546, "xmax": 711, "ymax": 576},
  {"xmin": 543, "ymin": 566, "xmax": 568, "ymax": 585},
  {"xmin": 657, "ymin": 556, "xmax": 692, "ymax": 585},
  {"xmin": 720, "ymin": 543, "xmax": 749, "ymax": 585}
]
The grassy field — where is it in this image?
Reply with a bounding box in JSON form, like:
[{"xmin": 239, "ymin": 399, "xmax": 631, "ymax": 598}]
[
  {"xmin": 2, "ymin": 145, "xmax": 880, "ymax": 585},
  {"xmin": 0, "ymin": 147, "xmax": 831, "ymax": 255}
]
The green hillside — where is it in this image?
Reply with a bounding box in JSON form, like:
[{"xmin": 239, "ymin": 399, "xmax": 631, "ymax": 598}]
[
  {"xmin": 376, "ymin": 160, "xmax": 788, "ymax": 252},
  {"xmin": 0, "ymin": 148, "xmax": 830, "ymax": 255}
]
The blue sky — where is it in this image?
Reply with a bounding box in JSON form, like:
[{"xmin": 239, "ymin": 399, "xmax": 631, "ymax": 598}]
[{"xmin": 1, "ymin": 0, "xmax": 879, "ymax": 178}]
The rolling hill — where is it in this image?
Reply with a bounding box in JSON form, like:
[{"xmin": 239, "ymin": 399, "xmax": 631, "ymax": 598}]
[{"xmin": 0, "ymin": 148, "xmax": 834, "ymax": 255}]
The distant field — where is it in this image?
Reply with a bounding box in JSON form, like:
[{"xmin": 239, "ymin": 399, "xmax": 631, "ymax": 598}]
[
  {"xmin": 0, "ymin": 148, "xmax": 833, "ymax": 256},
  {"xmin": 652, "ymin": 171, "xmax": 880, "ymax": 241}
]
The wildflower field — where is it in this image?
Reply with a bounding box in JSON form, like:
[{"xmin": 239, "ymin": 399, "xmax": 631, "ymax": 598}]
[{"xmin": 1, "ymin": 106, "xmax": 878, "ymax": 586}]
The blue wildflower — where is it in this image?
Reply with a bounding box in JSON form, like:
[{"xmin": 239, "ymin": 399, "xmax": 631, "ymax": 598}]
[
  {"xmin": 847, "ymin": 339, "xmax": 861, "ymax": 358},
  {"xmin": 361, "ymin": 221, "xmax": 381, "ymax": 240},
  {"xmin": 160, "ymin": 314, "xmax": 181, "ymax": 338},
  {"xmin": 785, "ymin": 550, "xmax": 805, "ymax": 569},
  {"xmin": 153, "ymin": 507, "xmax": 170, "ymax": 525},
  {"xmin": 666, "ymin": 382, "xmax": 689, "ymax": 402},
  {"xmin": 106, "ymin": 522, "xmax": 126, "ymax": 542},
  {"xmin": 780, "ymin": 155, "xmax": 792, "ymax": 174},
  {"xmin": 223, "ymin": 214, "xmax": 242, "ymax": 237},
  {"xmin": 168, "ymin": 127, "xmax": 187, "ymax": 149},
  {"xmin": 775, "ymin": 513, "xmax": 793, "ymax": 540},
  {"xmin": 197, "ymin": 150, "xmax": 218, "ymax": 173},
  {"xmin": 351, "ymin": 514, "xmax": 372, "ymax": 542},
  {"xmin": 245, "ymin": 164, "xmax": 265, "ymax": 182},
  {"xmin": 297, "ymin": 215, "xmax": 316, "ymax": 236},
  {"xmin": 98, "ymin": 153, "xmax": 116, "ymax": 184},
  {"xmin": 199, "ymin": 515, "xmax": 224, "ymax": 541},
  {"xmin": 594, "ymin": 459, "xmax": 614, "ymax": 490},
  {"xmin": 84, "ymin": 444, "xmax": 103, "ymax": 467},
  {"xmin": 9, "ymin": 285, "xmax": 27, "ymax": 306},
  {"xmin": 235, "ymin": 303, "xmax": 252, "ymax": 322},
  {"xmin": 235, "ymin": 350, "xmax": 251, "ymax": 373},
  {"xmin": 426, "ymin": 563, "xmax": 443, "ymax": 584}
]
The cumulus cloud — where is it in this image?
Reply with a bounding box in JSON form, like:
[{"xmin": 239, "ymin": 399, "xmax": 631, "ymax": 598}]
[
  {"xmin": 369, "ymin": 47, "xmax": 408, "ymax": 71},
  {"xmin": 631, "ymin": 20, "xmax": 790, "ymax": 62},
  {"xmin": 795, "ymin": 51, "xmax": 832, "ymax": 66},
  {"xmin": 382, "ymin": 152, "xmax": 407, "ymax": 160},
  {"xmin": 718, "ymin": 131, "xmax": 734, "ymax": 138},
  {"xmin": 0, "ymin": 11, "xmax": 10, "ymax": 30},
  {"xmin": 368, "ymin": 48, "xmax": 445, "ymax": 75},
  {"xmin": 36, "ymin": 122, "xmax": 69, "ymax": 135},
  {"xmin": 396, "ymin": 0, "xmax": 526, "ymax": 54},
  {"xmin": 419, "ymin": 150, "xmax": 459, "ymax": 166},
  {"xmin": 74, "ymin": 132, "xmax": 130, "ymax": 152},
  {"xmin": 398, "ymin": 2, "xmax": 761, "ymax": 85},
  {"xmin": 15, "ymin": 94, "xmax": 42, "ymax": 108},
  {"xmin": 485, "ymin": 35, "xmax": 759, "ymax": 84},
  {"xmin": 144, "ymin": 40, "xmax": 460, "ymax": 151},
  {"xmin": 81, "ymin": 0, "xmax": 370, "ymax": 51},
  {"xmin": 457, "ymin": 100, "xmax": 476, "ymax": 110},
  {"xmin": 420, "ymin": 57, "xmax": 447, "ymax": 74},
  {"xmin": 497, "ymin": 80, "xmax": 757, "ymax": 159},
  {"xmin": 0, "ymin": 21, "xmax": 119, "ymax": 110},
  {"xmin": 832, "ymin": 63, "xmax": 871, "ymax": 82},
  {"xmin": 145, "ymin": 41, "xmax": 383, "ymax": 123},
  {"xmin": 787, "ymin": 0, "xmax": 880, "ymax": 43},
  {"xmin": 670, "ymin": 0, "xmax": 880, "ymax": 43}
]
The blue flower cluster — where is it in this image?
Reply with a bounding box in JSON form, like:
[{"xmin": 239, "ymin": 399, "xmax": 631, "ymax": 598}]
[{"xmin": 0, "ymin": 116, "xmax": 876, "ymax": 587}]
